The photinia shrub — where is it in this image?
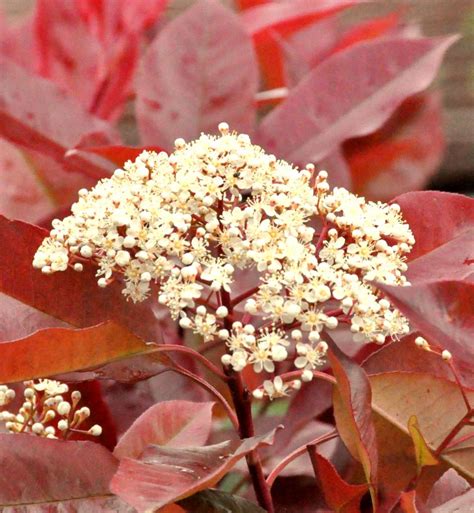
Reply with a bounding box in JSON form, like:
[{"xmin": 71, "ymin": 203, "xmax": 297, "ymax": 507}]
[{"xmin": 0, "ymin": 1, "xmax": 472, "ymax": 512}]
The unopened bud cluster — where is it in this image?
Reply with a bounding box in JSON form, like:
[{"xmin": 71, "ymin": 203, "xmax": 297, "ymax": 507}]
[
  {"xmin": 0, "ymin": 380, "xmax": 102, "ymax": 439},
  {"xmin": 33, "ymin": 124, "xmax": 414, "ymax": 399}
]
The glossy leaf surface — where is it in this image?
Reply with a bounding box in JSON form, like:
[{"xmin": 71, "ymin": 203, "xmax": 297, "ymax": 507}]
[
  {"xmin": 328, "ymin": 343, "xmax": 378, "ymax": 506},
  {"xmin": 0, "ymin": 321, "xmax": 153, "ymax": 384},
  {"xmin": 0, "ymin": 434, "xmax": 123, "ymax": 511},
  {"xmin": 111, "ymin": 431, "xmax": 277, "ymax": 512},
  {"xmin": 257, "ymin": 36, "xmax": 456, "ymax": 166},
  {"xmin": 114, "ymin": 401, "xmax": 214, "ymax": 459},
  {"xmin": 0, "ymin": 216, "xmax": 162, "ymax": 340}
]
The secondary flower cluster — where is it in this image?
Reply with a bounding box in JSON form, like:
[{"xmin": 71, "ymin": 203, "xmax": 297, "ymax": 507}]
[
  {"xmin": 0, "ymin": 380, "xmax": 102, "ymax": 439},
  {"xmin": 33, "ymin": 124, "xmax": 414, "ymax": 399}
]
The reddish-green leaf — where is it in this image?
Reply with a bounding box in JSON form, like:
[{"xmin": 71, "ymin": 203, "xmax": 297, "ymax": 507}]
[
  {"xmin": 136, "ymin": 0, "xmax": 258, "ymax": 149},
  {"xmin": 394, "ymin": 191, "xmax": 474, "ymax": 282},
  {"xmin": 0, "ymin": 57, "xmax": 117, "ymax": 179},
  {"xmin": 0, "ymin": 434, "xmax": 128, "ymax": 511},
  {"xmin": 309, "ymin": 449, "xmax": 368, "ymax": 513},
  {"xmin": 370, "ymin": 372, "xmax": 474, "ymax": 479},
  {"xmin": 378, "ymin": 280, "xmax": 474, "ymax": 386},
  {"xmin": 257, "ymin": 36, "xmax": 457, "ymax": 166},
  {"xmin": 0, "ymin": 321, "xmax": 155, "ymax": 384},
  {"xmin": 114, "ymin": 401, "xmax": 214, "ymax": 459},
  {"xmin": 407, "ymin": 415, "xmax": 439, "ymax": 475},
  {"xmin": 111, "ymin": 430, "xmax": 277, "ymax": 512},
  {"xmin": 362, "ymin": 334, "xmax": 457, "ymax": 384},
  {"xmin": 0, "ymin": 216, "xmax": 164, "ymax": 340},
  {"xmin": 328, "ymin": 343, "xmax": 378, "ymax": 508}
]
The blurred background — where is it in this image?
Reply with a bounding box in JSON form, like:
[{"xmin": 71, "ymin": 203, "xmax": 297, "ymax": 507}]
[{"xmin": 1, "ymin": 0, "xmax": 473, "ymax": 195}]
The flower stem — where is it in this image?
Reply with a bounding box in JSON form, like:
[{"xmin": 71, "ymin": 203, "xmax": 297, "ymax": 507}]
[
  {"xmin": 231, "ymin": 286, "xmax": 261, "ymax": 307},
  {"xmin": 267, "ymin": 430, "xmax": 337, "ymax": 488},
  {"xmin": 170, "ymin": 365, "xmax": 238, "ymax": 429},
  {"xmin": 225, "ymin": 368, "xmax": 275, "ymax": 513},
  {"xmin": 221, "ymin": 288, "xmax": 275, "ymax": 513},
  {"xmin": 155, "ymin": 344, "xmax": 228, "ymax": 381}
]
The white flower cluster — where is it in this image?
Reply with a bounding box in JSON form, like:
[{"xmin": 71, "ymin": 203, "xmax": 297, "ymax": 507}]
[
  {"xmin": 0, "ymin": 379, "xmax": 102, "ymax": 439},
  {"xmin": 33, "ymin": 124, "xmax": 414, "ymax": 399}
]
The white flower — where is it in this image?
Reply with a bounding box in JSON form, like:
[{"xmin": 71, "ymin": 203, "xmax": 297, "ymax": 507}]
[
  {"xmin": 34, "ymin": 124, "xmax": 414, "ymax": 393},
  {"xmin": 262, "ymin": 377, "xmax": 289, "ymax": 400},
  {"xmin": 33, "ymin": 379, "xmax": 68, "ymax": 396}
]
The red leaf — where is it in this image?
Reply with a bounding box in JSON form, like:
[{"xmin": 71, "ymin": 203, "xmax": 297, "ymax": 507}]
[
  {"xmin": 285, "ymin": 378, "xmax": 333, "ymax": 433},
  {"xmin": 257, "ymin": 36, "xmax": 457, "ymax": 166},
  {"xmin": 282, "ymin": 18, "xmax": 339, "ymax": 88},
  {"xmin": 236, "ymin": 0, "xmax": 269, "ymax": 10},
  {"xmin": 426, "ymin": 469, "xmax": 471, "ymax": 509},
  {"xmin": 243, "ymin": 0, "xmax": 359, "ymax": 39},
  {"xmin": 87, "ymin": 37, "xmax": 140, "ymax": 120},
  {"xmin": 309, "ymin": 449, "xmax": 368, "ymax": 513},
  {"xmin": 34, "ymin": 0, "xmax": 104, "ymax": 110},
  {"xmin": 0, "ymin": 57, "xmax": 117, "ymax": 179},
  {"xmin": 34, "ymin": 0, "xmax": 167, "ymax": 120},
  {"xmin": 0, "ymin": 434, "xmax": 126, "ymax": 511},
  {"xmin": 370, "ymin": 372, "xmax": 474, "ymax": 479},
  {"xmin": 394, "ymin": 191, "xmax": 474, "ymax": 282},
  {"xmin": 136, "ymin": 0, "xmax": 258, "ymax": 148},
  {"xmin": 0, "ymin": 13, "xmax": 35, "ymax": 71},
  {"xmin": 399, "ymin": 490, "xmax": 422, "ymax": 513},
  {"xmin": 71, "ymin": 144, "xmax": 165, "ymax": 167},
  {"xmin": 362, "ymin": 334, "xmax": 458, "ymax": 383},
  {"xmin": 271, "ymin": 476, "xmax": 329, "ymax": 513},
  {"xmin": 242, "ymin": 0, "xmax": 359, "ymax": 89},
  {"xmin": 327, "ymin": 343, "xmax": 378, "ymax": 508},
  {"xmin": 0, "ymin": 216, "xmax": 163, "ymax": 340},
  {"xmin": 345, "ymin": 93, "xmax": 445, "ymax": 201},
  {"xmin": 111, "ymin": 430, "xmax": 278, "ymax": 512},
  {"xmin": 0, "ymin": 138, "xmax": 55, "ymax": 222},
  {"xmin": 377, "ymin": 280, "xmax": 474, "ymax": 386},
  {"xmin": 0, "ymin": 321, "xmax": 154, "ymax": 384},
  {"xmin": 331, "ymin": 12, "xmax": 401, "ymax": 55},
  {"xmin": 78, "ymin": 0, "xmax": 168, "ymax": 40},
  {"xmin": 114, "ymin": 401, "xmax": 214, "ymax": 459}
]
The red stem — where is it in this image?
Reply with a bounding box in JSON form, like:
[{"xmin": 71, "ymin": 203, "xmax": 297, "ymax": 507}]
[
  {"xmin": 221, "ymin": 289, "xmax": 275, "ymax": 513},
  {"xmin": 170, "ymin": 365, "xmax": 238, "ymax": 429},
  {"xmin": 231, "ymin": 286, "xmax": 261, "ymax": 307},
  {"xmin": 315, "ymin": 223, "xmax": 329, "ymax": 256},
  {"xmin": 434, "ymin": 407, "xmax": 474, "ymax": 457},
  {"xmin": 267, "ymin": 430, "xmax": 337, "ymax": 487},
  {"xmin": 155, "ymin": 344, "xmax": 228, "ymax": 381}
]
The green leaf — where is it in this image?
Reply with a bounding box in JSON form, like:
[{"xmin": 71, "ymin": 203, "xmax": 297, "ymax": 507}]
[{"xmin": 407, "ymin": 415, "xmax": 439, "ymax": 475}]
